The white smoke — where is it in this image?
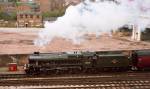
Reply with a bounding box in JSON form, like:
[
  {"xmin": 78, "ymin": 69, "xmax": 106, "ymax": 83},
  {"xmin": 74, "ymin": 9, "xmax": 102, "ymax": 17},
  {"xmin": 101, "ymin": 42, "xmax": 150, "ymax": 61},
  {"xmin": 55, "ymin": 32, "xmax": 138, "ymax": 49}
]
[{"xmin": 34, "ymin": 0, "xmax": 150, "ymax": 46}]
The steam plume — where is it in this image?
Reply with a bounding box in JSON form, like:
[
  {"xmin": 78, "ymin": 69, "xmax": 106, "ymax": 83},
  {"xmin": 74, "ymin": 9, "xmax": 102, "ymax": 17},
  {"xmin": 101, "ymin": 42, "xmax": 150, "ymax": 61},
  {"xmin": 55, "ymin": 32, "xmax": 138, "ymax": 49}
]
[{"xmin": 34, "ymin": 0, "xmax": 150, "ymax": 46}]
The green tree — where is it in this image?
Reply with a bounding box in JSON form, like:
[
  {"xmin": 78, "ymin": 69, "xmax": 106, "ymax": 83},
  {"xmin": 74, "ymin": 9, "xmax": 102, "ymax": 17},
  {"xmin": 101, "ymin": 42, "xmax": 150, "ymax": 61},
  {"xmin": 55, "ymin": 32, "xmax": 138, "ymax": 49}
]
[
  {"xmin": 0, "ymin": 11, "xmax": 16, "ymax": 21},
  {"xmin": 42, "ymin": 8, "xmax": 66, "ymax": 18}
]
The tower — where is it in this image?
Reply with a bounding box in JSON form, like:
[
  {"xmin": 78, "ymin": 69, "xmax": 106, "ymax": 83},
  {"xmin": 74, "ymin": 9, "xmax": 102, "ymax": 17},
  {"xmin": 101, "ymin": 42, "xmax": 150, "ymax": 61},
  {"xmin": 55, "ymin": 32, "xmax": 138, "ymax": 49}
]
[{"xmin": 131, "ymin": 24, "xmax": 141, "ymax": 41}]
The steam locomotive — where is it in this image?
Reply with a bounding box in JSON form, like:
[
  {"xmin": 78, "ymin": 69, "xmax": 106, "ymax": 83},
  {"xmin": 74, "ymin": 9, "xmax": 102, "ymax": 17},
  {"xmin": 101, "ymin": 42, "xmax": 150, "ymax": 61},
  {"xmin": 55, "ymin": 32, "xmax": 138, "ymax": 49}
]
[{"xmin": 25, "ymin": 50, "xmax": 150, "ymax": 75}]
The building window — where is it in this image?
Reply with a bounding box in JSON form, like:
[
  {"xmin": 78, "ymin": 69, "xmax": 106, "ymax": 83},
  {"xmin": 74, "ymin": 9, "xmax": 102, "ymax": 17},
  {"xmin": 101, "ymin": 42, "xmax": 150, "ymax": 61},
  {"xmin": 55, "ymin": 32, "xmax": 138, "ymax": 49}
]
[
  {"xmin": 20, "ymin": 14, "xmax": 23, "ymax": 18},
  {"xmin": 30, "ymin": 15, "xmax": 33, "ymax": 18},
  {"xmin": 25, "ymin": 14, "xmax": 28, "ymax": 18},
  {"xmin": 37, "ymin": 15, "xmax": 40, "ymax": 18}
]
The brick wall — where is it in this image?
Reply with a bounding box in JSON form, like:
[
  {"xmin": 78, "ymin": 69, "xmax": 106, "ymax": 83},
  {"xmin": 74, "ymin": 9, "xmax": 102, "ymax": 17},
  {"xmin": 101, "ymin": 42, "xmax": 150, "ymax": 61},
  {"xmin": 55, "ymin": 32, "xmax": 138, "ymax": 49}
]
[
  {"xmin": 35, "ymin": 0, "xmax": 66, "ymax": 12},
  {"xmin": 65, "ymin": 0, "xmax": 81, "ymax": 5},
  {"xmin": 17, "ymin": 13, "xmax": 43, "ymax": 27},
  {"xmin": 17, "ymin": 4, "xmax": 31, "ymax": 11},
  {"xmin": 16, "ymin": 0, "xmax": 42, "ymax": 27},
  {"xmin": 0, "ymin": 2, "xmax": 16, "ymax": 13},
  {"xmin": 35, "ymin": 0, "xmax": 51, "ymax": 13}
]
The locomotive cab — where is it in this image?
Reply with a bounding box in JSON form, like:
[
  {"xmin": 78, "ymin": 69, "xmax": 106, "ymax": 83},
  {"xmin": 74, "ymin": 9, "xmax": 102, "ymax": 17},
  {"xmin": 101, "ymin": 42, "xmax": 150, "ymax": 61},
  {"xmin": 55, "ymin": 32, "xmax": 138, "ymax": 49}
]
[{"xmin": 131, "ymin": 51, "xmax": 138, "ymax": 70}]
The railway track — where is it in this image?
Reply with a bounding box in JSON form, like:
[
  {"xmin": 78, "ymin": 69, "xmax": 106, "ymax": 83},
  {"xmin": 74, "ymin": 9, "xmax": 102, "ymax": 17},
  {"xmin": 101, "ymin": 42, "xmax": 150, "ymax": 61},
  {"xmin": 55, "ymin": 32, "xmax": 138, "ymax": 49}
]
[
  {"xmin": 1, "ymin": 83, "xmax": 150, "ymax": 89},
  {"xmin": 0, "ymin": 71, "xmax": 150, "ymax": 79},
  {"xmin": 0, "ymin": 80, "xmax": 150, "ymax": 89},
  {"xmin": 1, "ymin": 72, "xmax": 150, "ymax": 89}
]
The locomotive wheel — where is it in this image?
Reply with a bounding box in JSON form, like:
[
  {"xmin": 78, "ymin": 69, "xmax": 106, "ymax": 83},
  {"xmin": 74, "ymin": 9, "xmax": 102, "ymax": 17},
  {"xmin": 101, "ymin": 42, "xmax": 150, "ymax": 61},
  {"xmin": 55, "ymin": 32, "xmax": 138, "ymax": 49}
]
[
  {"xmin": 90, "ymin": 68, "xmax": 98, "ymax": 74},
  {"xmin": 83, "ymin": 68, "xmax": 97, "ymax": 74},
  {"xmin": 47, "ymin": 70, "xmax": 56, "ymax": 75},
  {"xmin": 59, "ymin": 70, "xmax": 66, "ymax": 74},
  {"xmin": 73, "ymin": 68, "xmax": 80, "ymax": 74},
  {"xmin": 68, "ymin": 69, "xmax": 75, "ymax": 74},
  {"xmin": 136, "ymin": 67, "xmax": 144, "ymax": 71},
  {"xmin": 82, "ymin": 68, "xmax": 89, "ymax": 73},
  {"xmin": 131, "ymin": 66, "xmax": 138, "ymax": 71},
  {"xmin": 55, "ymin": 69, "xmax": 61, "ymax": 75},
  {"xmin": 103, "ymin": 68, "xmax": 109, "ymax": 72},
  {"xmin": 122, "ymin": 67, "xmax": 130, "ymax": 71},
  {"xmin": 42, "ymin": 70, "xmax": 49, "ymax": 75}
]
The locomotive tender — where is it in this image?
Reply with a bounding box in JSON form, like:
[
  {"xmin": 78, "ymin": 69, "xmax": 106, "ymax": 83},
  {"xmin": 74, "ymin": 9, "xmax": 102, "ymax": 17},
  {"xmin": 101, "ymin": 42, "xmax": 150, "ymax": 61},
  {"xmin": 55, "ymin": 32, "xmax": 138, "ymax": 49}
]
[{"xmin": 25, "ymin": 50, "xmax": 150, "ymax": 75}]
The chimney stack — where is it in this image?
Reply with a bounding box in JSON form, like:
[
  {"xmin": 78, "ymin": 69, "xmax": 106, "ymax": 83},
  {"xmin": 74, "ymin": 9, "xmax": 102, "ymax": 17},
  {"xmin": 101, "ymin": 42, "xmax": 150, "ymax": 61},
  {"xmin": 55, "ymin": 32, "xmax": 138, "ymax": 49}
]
[{"xmin": 131, "ymin": 24, "xmax": 141, "ymax": 41}]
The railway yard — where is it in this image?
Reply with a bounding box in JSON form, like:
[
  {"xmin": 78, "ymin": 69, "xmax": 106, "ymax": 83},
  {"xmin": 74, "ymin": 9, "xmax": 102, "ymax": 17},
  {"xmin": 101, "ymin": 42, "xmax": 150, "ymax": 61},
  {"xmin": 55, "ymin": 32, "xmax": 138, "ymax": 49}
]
[
  {"xmin": 0, "ymin": 28, "xmax": 149, "ymax": 89},
  {"xmin": 0, "ymin": 0, "xmax": 150, "ymax": 88},
  {"xmin": 0, "ymin": 72, "xmax": 150, "ymax": 89},
  {"xmin": 0, "ymin": 28, "xmax": 149, "ymax": 54}
]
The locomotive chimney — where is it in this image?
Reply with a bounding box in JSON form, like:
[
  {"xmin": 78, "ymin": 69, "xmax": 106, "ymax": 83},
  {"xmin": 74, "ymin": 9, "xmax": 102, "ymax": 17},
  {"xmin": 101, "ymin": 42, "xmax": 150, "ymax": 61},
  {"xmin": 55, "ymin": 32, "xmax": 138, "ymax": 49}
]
[{"xmin": 34, "ymin": 52, "xmax": 40, "ymax": 55}]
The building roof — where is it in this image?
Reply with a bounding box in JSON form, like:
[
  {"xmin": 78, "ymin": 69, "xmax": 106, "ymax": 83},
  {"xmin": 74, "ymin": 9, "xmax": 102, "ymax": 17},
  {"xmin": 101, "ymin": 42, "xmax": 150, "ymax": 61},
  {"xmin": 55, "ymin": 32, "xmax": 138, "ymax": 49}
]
[
  {"xmin": 16, "ymin": 1, "xmax": 39, "ymax": 8},
  {"xmin": 17, "ymin": 11, "xmax": 41, "ymax": 15},
  {"xmin": 16, "ymin": 1, "xmax": 40, "ymax": 14}
]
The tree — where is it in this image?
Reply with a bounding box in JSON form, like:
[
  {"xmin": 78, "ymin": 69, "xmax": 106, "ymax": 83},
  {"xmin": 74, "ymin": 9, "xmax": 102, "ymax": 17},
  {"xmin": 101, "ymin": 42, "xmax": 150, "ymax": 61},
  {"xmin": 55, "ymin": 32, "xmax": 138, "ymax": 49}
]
[
  {"xmin": 0, "ymin": 11, "xmax": 16, "ymax": 21},
  {"xmin": 42, "ymin": 8, "xmax": 66, "ymax": 18}
]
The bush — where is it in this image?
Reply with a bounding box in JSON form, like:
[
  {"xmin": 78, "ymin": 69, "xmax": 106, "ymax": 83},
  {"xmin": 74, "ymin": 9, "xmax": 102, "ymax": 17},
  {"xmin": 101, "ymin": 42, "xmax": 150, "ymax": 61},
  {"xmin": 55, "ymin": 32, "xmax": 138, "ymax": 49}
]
[
  {"xmin": 0, "ymin": 11, "xmax": 17, "ymax": 21},
  {"xmin": 141, "ymin": 28, "xmax": 150, "ymax": 41},
  {"xmin": 42, "ymin": 9, "xmax": 66, "ymax": 18}
]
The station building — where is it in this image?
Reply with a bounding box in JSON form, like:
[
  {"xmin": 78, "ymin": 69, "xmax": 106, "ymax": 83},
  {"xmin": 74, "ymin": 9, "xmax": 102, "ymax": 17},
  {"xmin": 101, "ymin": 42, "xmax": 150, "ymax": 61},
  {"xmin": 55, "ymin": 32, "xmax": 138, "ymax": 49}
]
[
  {"xmin": 17, "ymin": 12, "xmax": 42, "ymax": 27},
  {"xmin": 16, "ymin": 0, "xmax": 43, "ymax": 27}
]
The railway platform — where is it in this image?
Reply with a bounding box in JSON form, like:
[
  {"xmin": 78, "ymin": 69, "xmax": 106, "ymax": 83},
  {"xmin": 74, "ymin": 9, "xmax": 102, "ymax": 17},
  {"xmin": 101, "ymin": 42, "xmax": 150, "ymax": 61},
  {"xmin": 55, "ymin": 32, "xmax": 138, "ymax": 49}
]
[{"xmin": 0, "ymin": 67, "xmax": 25, "ymax": 75}]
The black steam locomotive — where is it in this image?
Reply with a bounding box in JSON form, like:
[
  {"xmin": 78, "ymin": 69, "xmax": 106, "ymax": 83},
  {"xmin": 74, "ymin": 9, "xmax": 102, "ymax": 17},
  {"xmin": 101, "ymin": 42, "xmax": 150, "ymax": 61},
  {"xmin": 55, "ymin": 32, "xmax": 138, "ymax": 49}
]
[{"xmin": 25, "ymin": 50, "xmax": 150, "ymax": 75}]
